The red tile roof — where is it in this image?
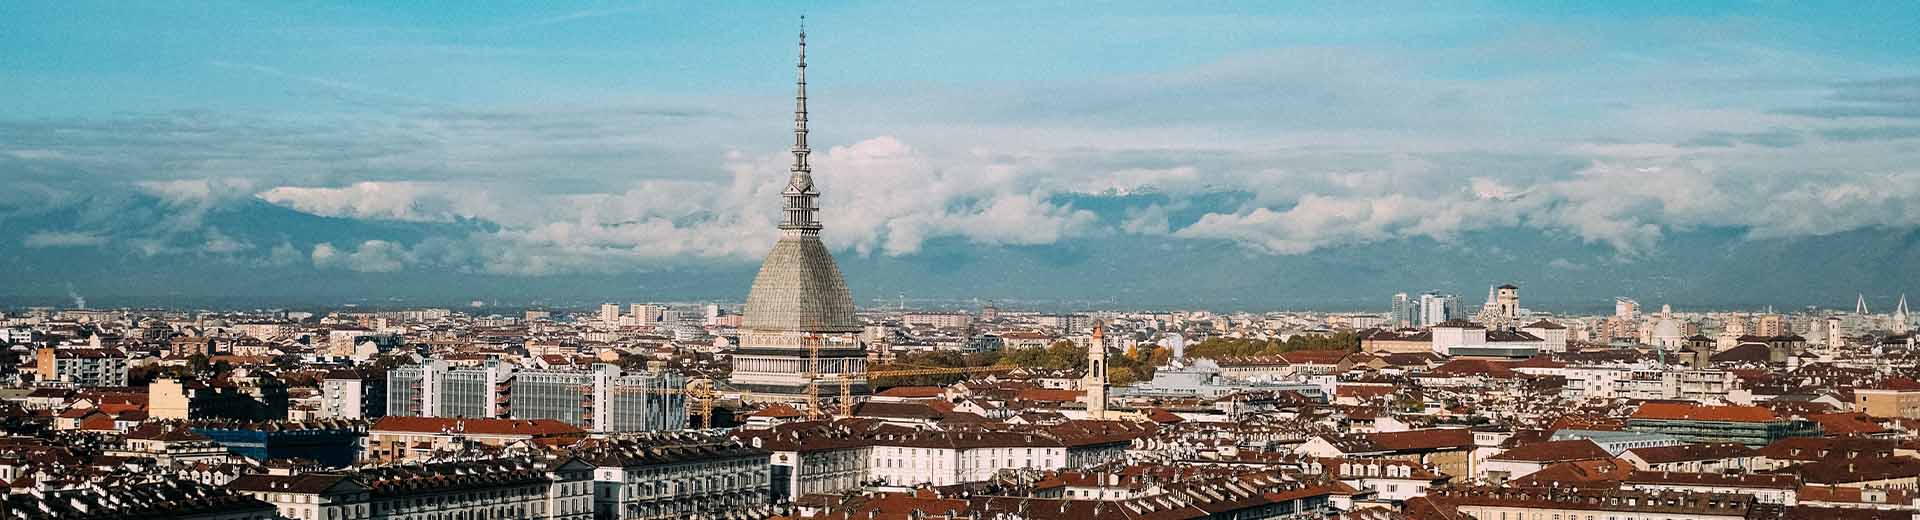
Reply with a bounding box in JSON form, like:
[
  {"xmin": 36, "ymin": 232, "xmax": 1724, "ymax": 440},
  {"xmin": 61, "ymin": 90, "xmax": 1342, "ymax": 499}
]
[
  {"xmin": 1370, "ymin": 428, "xmax": 1476, "ymax": 452},
  {"xmin": 1806, "ymin": 413, "xmax": 1888, "ymax": 436},
  {"xmin": 873, "ymin": 386, "xmax": 945, "ymax": 398},
  {"xmin": 1491, "ymin": 439, "xmax": 1612, "ymax": 463},
  {"xmin": 1631, "ymin": 403, "xmax": 1779, "ymax": 423}
]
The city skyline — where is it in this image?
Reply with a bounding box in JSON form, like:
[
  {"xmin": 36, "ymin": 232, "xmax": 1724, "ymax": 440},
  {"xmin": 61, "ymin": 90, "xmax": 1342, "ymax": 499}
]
[
  {"xmin": 5, "ymin": 3, "xmax": 1920, "ymax": 309},
  {"xmin": 11, "ymin": 6, "xmax": 1920, "ymax": 520}
]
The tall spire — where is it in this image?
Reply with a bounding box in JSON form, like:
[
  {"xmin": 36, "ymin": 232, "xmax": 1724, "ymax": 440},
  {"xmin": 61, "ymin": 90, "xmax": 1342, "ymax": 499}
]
[
  {"xmin": 781, "ymin": 16, "xmax": 820, "ymax": 233},
  {"xmin": 792, "ymin": 15, "xmax": 809, "ymax": 178}
]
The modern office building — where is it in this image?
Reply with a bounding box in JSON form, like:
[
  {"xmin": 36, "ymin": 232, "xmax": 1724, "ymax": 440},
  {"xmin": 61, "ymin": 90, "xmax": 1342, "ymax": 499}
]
[
  {"xmin": 388, "ymin": 360, "xmax": 687, "ymax": 432},
  {"xmin": 1419, "ymin": 293, "xmax": 1458, "ymax": 327},
  {"xmin": 387, "ymin": 359, "xmax": 515, "ymax": 419},
  {"xmin": 1625, "ymin": 403, "xmax": 1821, "ymax": 447},
  {"xmin": 512, "ymin": 365, "xmax": 688, "ymax": 432},
  {"xmin": 1391, "ymin": 293, "xmax": 1417, "ymax": 328},
  {"xmin": 191, "ymin": 418, "xmax": 366, "ymax": 468}
]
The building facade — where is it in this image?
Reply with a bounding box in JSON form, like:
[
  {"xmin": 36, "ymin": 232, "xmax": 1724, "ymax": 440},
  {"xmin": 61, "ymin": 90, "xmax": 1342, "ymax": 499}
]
[{"xmin": 576, "ymin": 433, "xmax": 771, "ymax": 520}]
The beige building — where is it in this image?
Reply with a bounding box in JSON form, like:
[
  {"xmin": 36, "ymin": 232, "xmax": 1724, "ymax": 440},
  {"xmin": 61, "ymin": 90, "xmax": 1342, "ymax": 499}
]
[
  {"xmin": 366, "ymin": 416, "xmax": 587, "ymax": 462},
  {"xmin": 1360, "ymin": 328, "xmax": 1433, "ymax": 354},
  {"xmin": 149, "ymin": 378, "xmax": 192, "ymax": 420},
  {"xmin": 1854, "ymin": 379, "xmax": 1920, "ymax": 419}
]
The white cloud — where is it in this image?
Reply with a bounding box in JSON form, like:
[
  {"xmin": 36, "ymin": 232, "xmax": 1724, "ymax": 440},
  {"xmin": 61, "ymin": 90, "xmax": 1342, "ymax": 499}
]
[
  {"xmin": 258, "ymin": 182, "xmax": 495, "ymax": 223},
  {"xmin": 310, "ymin": 240, "xmax": 412, "ymax": 272}
]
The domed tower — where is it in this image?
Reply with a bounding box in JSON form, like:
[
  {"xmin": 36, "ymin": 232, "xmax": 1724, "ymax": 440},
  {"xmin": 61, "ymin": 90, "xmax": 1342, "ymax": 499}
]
[{"xmin": 729, "ymin": 21, "xmax": 869, "ymax": 402}]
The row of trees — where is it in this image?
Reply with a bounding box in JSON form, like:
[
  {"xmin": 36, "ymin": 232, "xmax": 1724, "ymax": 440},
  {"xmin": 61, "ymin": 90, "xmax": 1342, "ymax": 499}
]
[
  {"xmin": 868, "ymin": 339, "xmax": 1173, "ymax": 389},
  {"xmin": 1182, "ymin": 331, "xmax": 1361, "ymax": 359},
  {"xmin": 857, "ymin": 331, "xmax": 1361, "ymax": 391}
]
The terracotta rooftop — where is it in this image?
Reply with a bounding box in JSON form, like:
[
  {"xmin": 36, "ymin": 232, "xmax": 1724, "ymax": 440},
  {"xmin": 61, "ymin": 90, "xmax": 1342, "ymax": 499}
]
[{"xmin": 1630, "ymin": 403, "xmax": 1779, "ymax": 423}]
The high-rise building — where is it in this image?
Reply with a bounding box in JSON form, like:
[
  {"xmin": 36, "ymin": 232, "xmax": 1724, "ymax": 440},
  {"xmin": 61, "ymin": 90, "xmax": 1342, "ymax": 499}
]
[
  {"xmin": 1755, "ymin": 313, "xmax": 1786, "ymax": 337},
  {"xmin": 1390, "ymin": 293, "xmax": 1416, "ymax": 328},
  {"xmin": 631, "ymin": 303, "xmax": 663, "ymax": 323},
  {"xmin": 1615, "ymin": 297, "xmax": 1640, "ymax": 321},
  {"xmin": 600, "ymin": 303, "xmax": 623, "ymax": 323},
  {"xmin": 729, "ymin": 26, "xmax": 869, "ymax": 402},
  {"xmin": 1419, "ymin": 292, "xmax": 1457, "ymax": 327}
]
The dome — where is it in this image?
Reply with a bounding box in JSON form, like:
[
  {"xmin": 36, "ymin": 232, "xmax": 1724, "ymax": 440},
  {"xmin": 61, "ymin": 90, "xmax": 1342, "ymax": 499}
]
[
  {"xmin": 740, "ymin": 234, "xmax": 859, "ymax": 332},
  {"xmin": 1652, "ymin": 318, "xmax": 1681, "ymax": 340}
]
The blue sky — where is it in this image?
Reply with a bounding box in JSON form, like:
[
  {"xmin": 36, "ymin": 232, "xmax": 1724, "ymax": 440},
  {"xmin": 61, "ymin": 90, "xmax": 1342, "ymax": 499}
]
[{"xmin": 3, "ymin": 2, "xmax": 1920, "ymax": 307}]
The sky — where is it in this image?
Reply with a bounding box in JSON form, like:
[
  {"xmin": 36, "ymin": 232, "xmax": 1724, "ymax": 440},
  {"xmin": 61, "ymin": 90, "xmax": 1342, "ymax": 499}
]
[{"xmin": 4, "ymin": 2, "xmax": 1920, "ymax": 310}]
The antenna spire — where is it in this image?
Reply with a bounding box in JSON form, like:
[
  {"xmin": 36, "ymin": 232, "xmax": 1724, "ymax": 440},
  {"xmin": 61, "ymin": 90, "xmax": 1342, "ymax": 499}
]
[
  {"xmin": 792, "ymin": 15, "xmax": 810, "ymax": 178},
  {"xmin": 780, "ymin": 16, "xmax": 821, "ymax": 233}
]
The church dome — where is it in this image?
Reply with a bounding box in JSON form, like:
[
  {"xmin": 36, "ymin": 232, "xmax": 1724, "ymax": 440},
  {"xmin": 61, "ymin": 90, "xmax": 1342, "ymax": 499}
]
[
  {"xmin": 1651, "ymin": 304, "xmax": 1682, "ymax": 346},
  {"xmin": 1652, "ymin": 318, "xmax": 1682, "ymax": 341},
  {"xmin": 741, "ymin": 235, "xmax": 859, "ymax": 332}
]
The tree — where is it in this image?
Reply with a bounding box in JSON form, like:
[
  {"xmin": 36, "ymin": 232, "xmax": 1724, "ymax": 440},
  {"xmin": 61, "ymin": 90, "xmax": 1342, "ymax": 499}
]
[{"xmin": 1044, "ymin": 340, "xmax": 1087, "ymax": 371}]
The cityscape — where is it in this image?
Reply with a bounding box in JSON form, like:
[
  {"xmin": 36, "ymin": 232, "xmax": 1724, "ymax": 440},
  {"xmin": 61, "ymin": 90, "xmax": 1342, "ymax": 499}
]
[{"xmin": 5, "ymin": 4, "xmax": 1920, "ymax": 520}]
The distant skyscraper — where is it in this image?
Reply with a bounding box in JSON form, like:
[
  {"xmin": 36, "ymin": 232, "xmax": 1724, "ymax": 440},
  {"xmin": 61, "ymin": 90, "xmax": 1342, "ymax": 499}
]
[
  {"xmin": 600, "ymin": 303, "xmax": 622, "ymax": 324},
  {"xmin": 730, "ymin": 24, "xmax": 869, "ymax": 402},
  {"xmin": 1615, "ymin": 297, "xmax": 1639, "ymax": 321},
  {"xmin": 1390, "ymin": 293, "xmax": 1415, "ymax": 328},
  {"xmin": 1419, "ymin": 292, "xmax": 1457, "ymax": 326},
  {"xmin": 631, "ymin": 303, "xmax": 663, "ymax": 323},
  {"xmin": 1755, "ymin": 313, "xmax": 1785, "ymax": 337}
]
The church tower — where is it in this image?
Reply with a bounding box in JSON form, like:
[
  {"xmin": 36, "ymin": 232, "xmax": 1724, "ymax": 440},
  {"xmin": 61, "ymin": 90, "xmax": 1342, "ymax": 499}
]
[
  {"xmin": 1085, "ymin": 320, "xmax": 1109, "ymax": 420},
  {"xmin": 730, "ymin": 20, "xmax": 869, "ymax": 403},
  {"xmin": 1496, "ymin": 284, "xmax": 1519, "ymax": 320}
]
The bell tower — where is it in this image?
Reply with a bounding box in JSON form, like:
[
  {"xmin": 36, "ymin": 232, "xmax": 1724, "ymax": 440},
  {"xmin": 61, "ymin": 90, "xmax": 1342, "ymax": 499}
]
[{"xmin": 1085, "ymin": 320, "xmax": 1109, "ymax": 420}]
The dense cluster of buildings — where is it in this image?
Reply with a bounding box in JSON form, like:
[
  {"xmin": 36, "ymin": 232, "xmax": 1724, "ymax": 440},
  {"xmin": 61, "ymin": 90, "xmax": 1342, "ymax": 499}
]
[{"xmin": 7, "ymin": 23, "xmax": 1920, "ymax": 520}]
